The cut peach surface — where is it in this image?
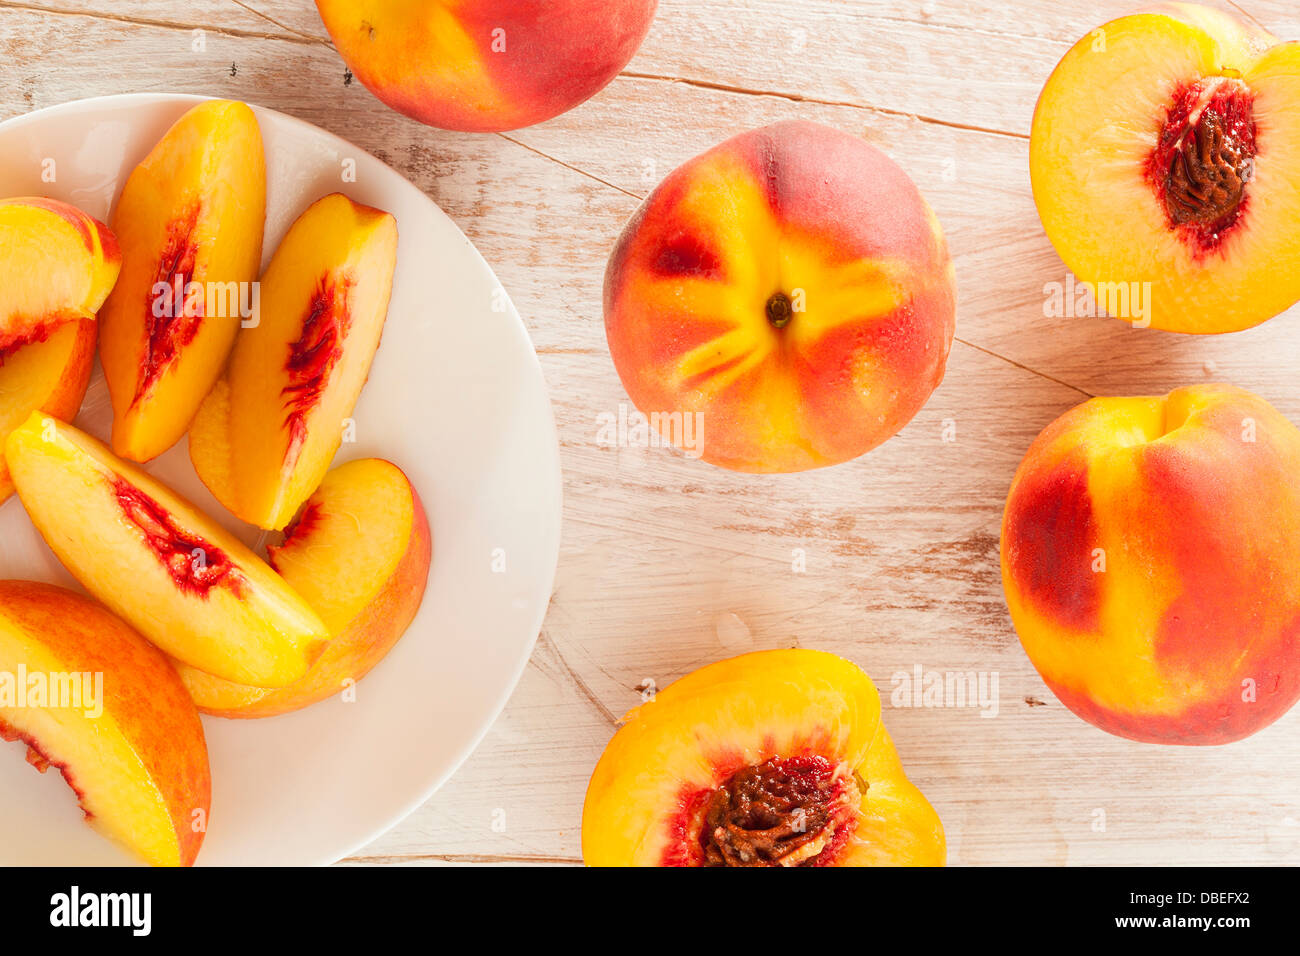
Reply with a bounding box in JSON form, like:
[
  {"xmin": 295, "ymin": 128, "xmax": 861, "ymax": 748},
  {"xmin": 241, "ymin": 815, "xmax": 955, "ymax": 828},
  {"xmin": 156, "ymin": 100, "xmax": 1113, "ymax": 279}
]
[
  {"xmin": 1002, "ymin": 384, "xmax": 1300, "ymax": 744},
  {"xmin": 315, "ymin": 0, "xmax": 659, "ymax": 133},
  {"xmin": 177, "ymin": 458, "xmax": 431, "ymax": 718},
  {"xmin": 0, "ymin": 581, "xmax": 210, "ymax": 866},
  {"xmin": 582, "ymin": 649, "xmax": 945, "ymax": 866},
  {"xmin": 0, "ymin": 197, "xmax": 120, "ymax": 351},
  {"xmin": 1030, "ymin": 4, "xmax": 1300, "ymax": 333},
  {"xmin": 0, "ymin": 197, "xmax": 119, "ymax": 504},
  {"xmin": 4, "ymin": 412, "xmax": 328, "ymax": 688},
  {"xmin": 604, "ymin": 120, "xmax": 956, "ymax": 473},
  {"xmin": 190, "ymin": 192, "xmax": 398, "ymax": 531},
  {"xmin": 0, "ymin": 320, "xmax": 97, "ymax": 506},
  {"xmin": 99, "ymin": 99, "xmax": 266, "ymax": 462}
]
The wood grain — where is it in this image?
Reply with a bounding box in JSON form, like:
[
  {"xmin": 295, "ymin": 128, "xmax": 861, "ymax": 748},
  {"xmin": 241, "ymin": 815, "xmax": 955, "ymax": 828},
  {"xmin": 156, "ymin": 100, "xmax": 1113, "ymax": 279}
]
[{"xmin": 2, "ymin": 0, "xmax": 1298, "ymax": 866}]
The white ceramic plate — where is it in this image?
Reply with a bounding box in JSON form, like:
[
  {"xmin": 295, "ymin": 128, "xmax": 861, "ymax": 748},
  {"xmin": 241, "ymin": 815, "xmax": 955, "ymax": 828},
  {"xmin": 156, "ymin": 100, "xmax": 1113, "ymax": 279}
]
[{"xmin": 0, "ymin": 94, "xmax": 562, "ymax": 865}]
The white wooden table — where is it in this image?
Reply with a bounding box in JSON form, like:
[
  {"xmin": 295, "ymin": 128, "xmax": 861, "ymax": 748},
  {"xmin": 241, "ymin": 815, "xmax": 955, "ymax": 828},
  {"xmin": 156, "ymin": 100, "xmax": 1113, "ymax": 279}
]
[{"xmin": 3, "ymin": 0, "xmax": 1299, "ymax": 866}]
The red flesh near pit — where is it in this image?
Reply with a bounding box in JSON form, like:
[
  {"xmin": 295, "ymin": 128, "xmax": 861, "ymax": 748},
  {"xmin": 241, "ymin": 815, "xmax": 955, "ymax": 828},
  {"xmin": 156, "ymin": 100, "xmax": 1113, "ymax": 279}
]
[
  {"xmin": 1146, "ymin": 79, "xmax": 1257, "ymax": 258},
  {"xmin": 138, "ymin": 205, "xmax": 204, "ymax": 399},
  {"xmin": 0, "ymin": 717, "xmax": 92, "ymax": 820},
  {"xmin": 112, "ymin": 477, "xmax": 245, "ymax": 598},
  {"xmin": 281, "ymin": 275, "xmax": 351, "ymax": 457},
  {"xmin": 661, "ymin": 753, "xmax": 860, "ymax": 867}
]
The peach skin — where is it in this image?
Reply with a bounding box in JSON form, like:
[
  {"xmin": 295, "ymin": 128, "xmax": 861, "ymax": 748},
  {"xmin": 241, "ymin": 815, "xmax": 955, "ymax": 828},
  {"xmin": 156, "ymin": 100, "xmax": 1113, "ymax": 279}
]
[
  {"xmin": 604, "ymin": 120, "xmax": 956, "ymax": 473},
  {"xmin": 315, "ymin": 0, "xmax": 659, "ymax": 132},
  {"xmin": 1030, "ymin": 4, "xmax": 1300, "ymax": 332},
  {"xmin": 98, "ymin": 99, "xmax": 266, "ymax": 462},
  {"xmin": 582, "ymin": 649, "xmax": 945, "ymax": 866},
  {"xmin": 1001, "ymin": 384, "xmax": 1300, "ymax": 744},
  {"xmin": 176, "ymin": 458, "xmax": 431, "ymax": 718},
  {"xmin": 0, "ymin": 581, "xmax": 210, "ymax": 866},
  {"xmin": 4, "ymin": 412, "xmax": 329, "ymax": 688}
]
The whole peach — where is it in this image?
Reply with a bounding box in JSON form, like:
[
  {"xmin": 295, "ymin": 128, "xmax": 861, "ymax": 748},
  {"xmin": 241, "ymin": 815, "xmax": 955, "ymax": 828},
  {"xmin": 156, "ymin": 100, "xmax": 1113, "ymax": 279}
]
[
  {"xmin": 316, "ymin": 0, "xmax": 659, "ymax": 132},
  {"xmin": 604, "ymin": 120, "xmax": 955, "ymax": 473},
  {"xmin": 1001, "ymin": 384, "xmax": 1300, "ymax": 744}
]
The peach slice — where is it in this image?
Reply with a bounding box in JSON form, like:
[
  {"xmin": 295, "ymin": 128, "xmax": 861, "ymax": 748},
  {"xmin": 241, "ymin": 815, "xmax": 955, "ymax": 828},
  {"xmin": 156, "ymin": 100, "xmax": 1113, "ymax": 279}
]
[
  {"xmin": 0, "ymin": 581, "xmax": 210, "ymax": 866},
  {"xmin": 176, "ymin": 458, "xmax": 431, "ymax": 718},
  {"xmin": 0, "ymin": 198, "xmax": 120, "ymax": 504},
  {"xmin": 189, "ymin": 193, "xmax": 398, "ymax": 531},
  {"xmin": 1002, "ymin": 384, "xmax": 1300, "ymax": 744},
  {"xmin": 1030, "ymin": 4, "xmax": 1300, "ymax": 333},
  {"xmin": 315, "ymin": 0, "xmax": 659, "ymax": 133},
  {"xmin": 4, "ymin": 412, "xmax": 328, "ymax": 687},
  {"xmin": 99, "ymin": 99, "xmax": 266, "ymax": 462},
  {"xmin": 0, "ymin": 321, "xmax": 96, "ymax": 504},
  {"xmin": 0, "ymin": 196, "xmax": 120, "ymax": 351},
  {"xmin": 583, "ymin": 649, "xmax": 945, "ymax": 866}
]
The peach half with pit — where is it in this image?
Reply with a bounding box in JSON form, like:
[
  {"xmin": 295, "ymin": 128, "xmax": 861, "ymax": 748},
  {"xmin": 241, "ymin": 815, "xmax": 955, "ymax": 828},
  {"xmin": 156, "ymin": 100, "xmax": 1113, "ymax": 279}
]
[
  {"xmin": 582, "ymin": 649, "xmax": 945, "ymax": 866},
  {"xmin": 604, "ymin": 120, "xmax": 956, "ymax": 473},
  {"xmin": 4, "ymin": 413, "xmax": 328, "ymax": 688},
  {"xmin": 315, "ymin": 0, "xmax": 659, "ymax": 132},
  {"xmin": 0, "ymin": 580, "xmax": 210, "ymax": 866},
  {"xmin": 176, "ymin": 458, "xmax": 431, "ymax": 718},
  {"xmin": 1001, "ymin": 384, "xmax": 1300, "ymax": 744},
  {"xmin": 1030, "ymin": 3, "xmax": 1300, "ymax": 333}
]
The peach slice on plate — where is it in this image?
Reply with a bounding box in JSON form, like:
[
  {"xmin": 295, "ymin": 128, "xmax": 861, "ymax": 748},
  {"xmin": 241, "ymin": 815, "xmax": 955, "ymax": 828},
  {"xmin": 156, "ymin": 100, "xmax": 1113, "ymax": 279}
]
[
  {"xmin": 315, "ymin": 0, "xmax": 659, "ymax": 132},
  {"xmin": 0, "ymin": 197, "xmax": 121, "ymax": 504},
  {"xmin": 604, "ymin": 120, "xmax": 956, "ymax": 472},
  {"xmin": 1002, "ymin": 384, "xmax": 1300, "ymax": 743},
  {"xmin": 583, "ymin": 649, "xmax": 945, "ymax": 866},
  {"xmin": 177, "ymin": 458, "xmax": 431, "ymax": 718},
  {"xmin": 190, "ymin": 192, "xmax": 398, "ymax": 531},
  {"xmin": 0, "ymin": 580, "xmax": 210, "ymax": 866},
  {"xmin": 4, "ymin": 412, "xmax": 328, "ymax": 687},
  {"xmin": 1030, "ymin": 3, "xmax": 1300, "ymax": 333},
  {"xmin": 99, "ymin": 99, "xmax": 266, "ymax": 461},
  {"xmin": 0, "ymin": 196, "xmax": 120, "ymax": 350}
]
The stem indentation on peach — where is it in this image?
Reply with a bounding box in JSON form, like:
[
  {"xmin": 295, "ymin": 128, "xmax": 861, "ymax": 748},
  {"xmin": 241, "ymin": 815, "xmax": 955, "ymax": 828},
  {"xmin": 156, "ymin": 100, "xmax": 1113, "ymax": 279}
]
[
  {"xmin": 113, "ymin": 477, "xmax": 245, "ymax": 598},
  {"xmin": 765, "ymin": 291, "xmax": 794, "ymax": 330}
]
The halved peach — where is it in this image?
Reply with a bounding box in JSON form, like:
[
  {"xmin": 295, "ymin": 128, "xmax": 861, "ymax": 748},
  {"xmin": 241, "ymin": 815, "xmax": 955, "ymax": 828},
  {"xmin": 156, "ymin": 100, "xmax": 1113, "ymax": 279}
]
[
  {"xmin": 4, "ymin": 412, "xmax": 328, "ymax": 687},
  {"xmin": 190, "ymin": 193, "xmax": 397, "ymax": 531},
  {"xmin": 99, "ymin": 99, "xmax": 266, "ymax": 462},
  {"xmin": 582, "ymin": 649, "xmax": 945, "ymax": 866},
  {"xmin": 0, "ymin": 580, "xmax": 210, "ymax": 866},
  {"xmin": 0, "ymin": 196, "xmax": 120, "ymax": 351},
  {"xmin": 1030, "ymin": 4, "xmax": 1300, "ymax": 332},
  {"xmin": 176, "ymin": 458, "xmax": 431, "ymax": 718}
]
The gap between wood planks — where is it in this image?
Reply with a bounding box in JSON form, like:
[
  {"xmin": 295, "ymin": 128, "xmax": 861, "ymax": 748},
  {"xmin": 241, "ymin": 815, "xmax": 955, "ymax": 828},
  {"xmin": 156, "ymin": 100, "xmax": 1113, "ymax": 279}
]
[{"xmin": 1, "ymin": 0, "xmax": 1095, "ymax": 396}]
